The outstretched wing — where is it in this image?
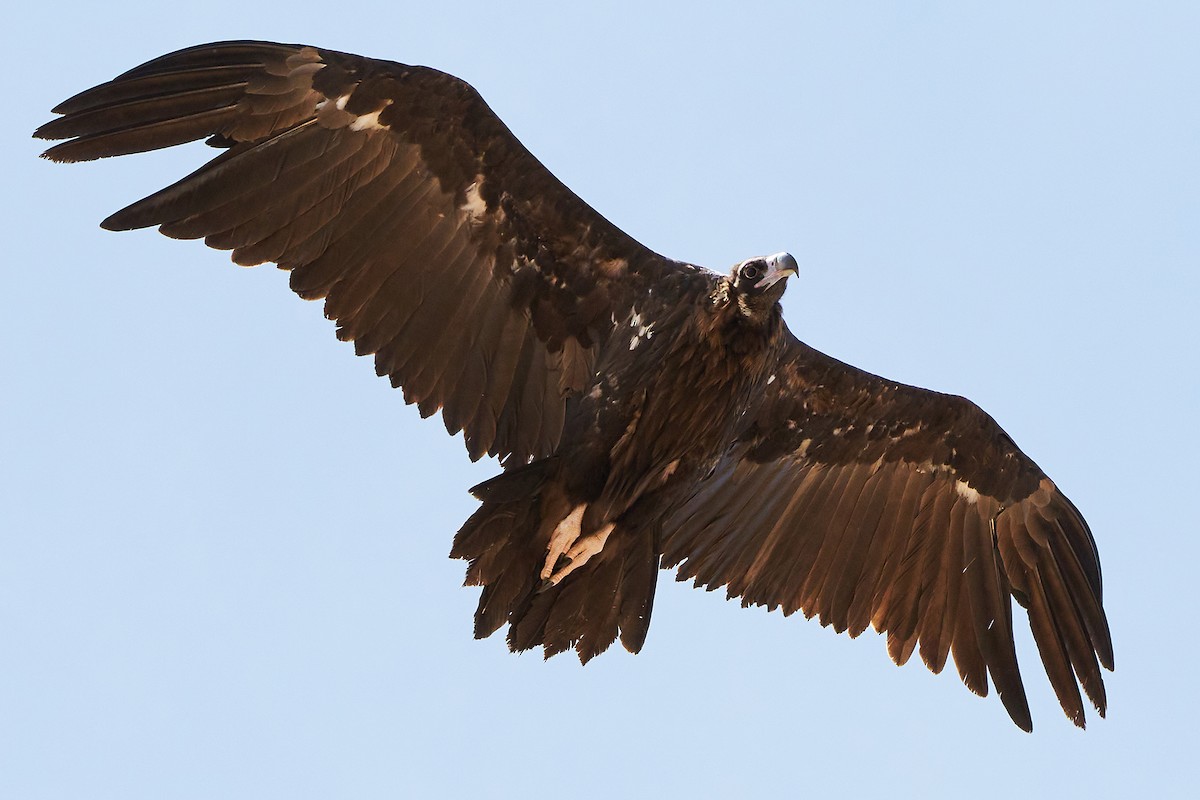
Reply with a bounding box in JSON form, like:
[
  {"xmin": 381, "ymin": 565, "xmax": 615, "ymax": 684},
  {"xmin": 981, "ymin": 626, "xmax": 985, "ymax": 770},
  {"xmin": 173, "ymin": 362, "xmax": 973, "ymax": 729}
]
[
  {"xmin": 35, "ymin": 40, "xmax": 703, "ymax": 465},
  {"xmin": 662, "ymin": 327, "xmax": 1113, "ymax": 731}
]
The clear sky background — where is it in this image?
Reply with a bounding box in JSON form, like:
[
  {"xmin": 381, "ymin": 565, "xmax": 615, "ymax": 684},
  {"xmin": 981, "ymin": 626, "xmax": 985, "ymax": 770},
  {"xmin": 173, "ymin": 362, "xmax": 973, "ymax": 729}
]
[{"xmin": 4, "ymin": 2, "xmax": 1198, "ymax": 798}]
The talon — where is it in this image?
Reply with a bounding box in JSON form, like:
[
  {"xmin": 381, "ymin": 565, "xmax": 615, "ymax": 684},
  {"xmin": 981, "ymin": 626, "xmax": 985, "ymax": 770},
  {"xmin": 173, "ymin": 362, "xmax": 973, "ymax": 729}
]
[
  {"xmin": 542, "ymin": 503, "xmax": 588, "ymax": 578},
  {"xmin": 542, "ymin": 504, "xmax": 586, "ymax": 580},
  {"xmin": 547, "ymin": 523, "xmax": 614, "ymax": 585}
]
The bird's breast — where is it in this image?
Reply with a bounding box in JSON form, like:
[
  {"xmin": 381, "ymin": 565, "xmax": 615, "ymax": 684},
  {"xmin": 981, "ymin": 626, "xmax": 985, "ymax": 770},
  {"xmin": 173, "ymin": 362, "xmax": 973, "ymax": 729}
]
[{"xmin": 565, "ymin": 305, "xmax": 781, "ymax": 514}]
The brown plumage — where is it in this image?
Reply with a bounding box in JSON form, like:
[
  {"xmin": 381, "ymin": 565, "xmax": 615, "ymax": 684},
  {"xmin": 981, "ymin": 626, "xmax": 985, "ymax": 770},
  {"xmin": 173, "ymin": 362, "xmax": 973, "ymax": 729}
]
[{"xmin": 35, "ymin": 40, "xmax": 1112, "ymax": 731}]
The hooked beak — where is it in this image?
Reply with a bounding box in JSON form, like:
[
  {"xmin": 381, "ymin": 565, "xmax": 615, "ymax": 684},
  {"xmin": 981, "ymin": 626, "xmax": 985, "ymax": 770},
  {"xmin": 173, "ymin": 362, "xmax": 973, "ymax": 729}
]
[{"xmin": 755, "ymin": 252, "xmax": 799, "ymax": 289}]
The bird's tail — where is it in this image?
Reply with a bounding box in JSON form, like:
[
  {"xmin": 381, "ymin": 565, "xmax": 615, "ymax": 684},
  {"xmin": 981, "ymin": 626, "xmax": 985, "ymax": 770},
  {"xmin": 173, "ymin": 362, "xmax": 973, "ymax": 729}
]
[{"xmin": 451, "ymin": 464, "xmax": 660, "ymax": 663}]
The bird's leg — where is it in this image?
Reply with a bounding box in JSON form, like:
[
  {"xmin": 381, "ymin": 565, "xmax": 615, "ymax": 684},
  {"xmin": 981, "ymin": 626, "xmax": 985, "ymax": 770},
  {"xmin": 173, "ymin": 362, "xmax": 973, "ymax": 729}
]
[
  {"xmin": 546, "ymin": 522, "xmax": 615, "ymax": 587},
  {"xmin": 542, "ymin": 503, "xmax": 587, "ymax": 580}
]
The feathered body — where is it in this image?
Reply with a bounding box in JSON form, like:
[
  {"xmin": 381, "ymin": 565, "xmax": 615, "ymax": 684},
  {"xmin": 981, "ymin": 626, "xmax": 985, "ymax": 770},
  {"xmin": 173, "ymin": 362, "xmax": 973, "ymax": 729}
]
[
  {"xmin": 456, "ymin": 268, "xmax": 788, "ymax": 659},
  {"xmin": 36, "ymin": 41, "xmax": 1112, "ymax": 731}
]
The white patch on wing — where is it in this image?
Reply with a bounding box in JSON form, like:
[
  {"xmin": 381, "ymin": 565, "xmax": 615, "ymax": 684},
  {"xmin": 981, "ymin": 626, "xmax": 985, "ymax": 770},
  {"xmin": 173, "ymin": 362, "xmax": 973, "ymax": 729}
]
[
  {"xmin": 461, "ymin": 178, "xmax": 487, "ymax": 219},
  {"xmin": 627, "ymin": 309, "xmax": 656, "ymax": 350},
  {"xmin": 955, "ymin": 479, "xmax": 980, "ymax": 504},
  {"xmin": 767, "ymin": 374, "xmax": 776, "ymax": 385},
  {"xmin": 349, "ymin": 110, "xmax": 384, "ymax": 131},
  {"xmin": 324, "ymin": 94, "xmax": 392, "ymax": 131}
]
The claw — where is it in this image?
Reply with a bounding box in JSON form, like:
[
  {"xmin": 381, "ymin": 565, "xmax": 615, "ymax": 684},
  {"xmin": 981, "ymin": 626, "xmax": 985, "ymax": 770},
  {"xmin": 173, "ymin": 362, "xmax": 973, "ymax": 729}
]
[
  {"xmin": 542, "ymin": 504, "xmax": 586, "ymax": 580},
  {"xmin": 547, "ymin": 523, "xmax": 614, "ymax": 586}
]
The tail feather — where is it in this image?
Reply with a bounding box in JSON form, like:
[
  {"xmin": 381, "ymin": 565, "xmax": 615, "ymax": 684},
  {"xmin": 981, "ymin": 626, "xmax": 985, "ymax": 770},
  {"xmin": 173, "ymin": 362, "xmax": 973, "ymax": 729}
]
[
  {"xmin": 452, "ymin": 497, "xmax": 540, "ymax": 639},
  {"xmin": 512, "ymin": 523, "xmax": 660, "ymax": 662},
  {"xmin": 468, "ymin": 461, "xmax": 553, "ymax": 502},
  {"xmin": 617, "ymin": 529, "xmax": 659, "ymax": 653},
  {"xmin": 452, "ymin": 470, "xmax": 660, "ymax": 663}
]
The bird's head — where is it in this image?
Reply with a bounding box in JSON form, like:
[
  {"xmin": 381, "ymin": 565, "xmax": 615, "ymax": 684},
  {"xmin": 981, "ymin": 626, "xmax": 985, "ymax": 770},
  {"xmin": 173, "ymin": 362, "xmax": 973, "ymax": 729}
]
[{"xmin": 727, "ymin": 252, "xmax": 798, "ymax": 318}]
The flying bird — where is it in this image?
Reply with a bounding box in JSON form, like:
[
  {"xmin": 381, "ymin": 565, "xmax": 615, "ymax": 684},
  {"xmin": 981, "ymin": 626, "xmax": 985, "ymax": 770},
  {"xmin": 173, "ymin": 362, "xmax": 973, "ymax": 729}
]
[{"xmin": 35, "ymin": 40, "xmax": 1112, "ymax": 731}]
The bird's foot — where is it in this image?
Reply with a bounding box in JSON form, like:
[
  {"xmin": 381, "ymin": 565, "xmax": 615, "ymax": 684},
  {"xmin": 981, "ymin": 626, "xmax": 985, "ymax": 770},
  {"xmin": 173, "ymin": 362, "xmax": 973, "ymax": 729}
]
[
  {"xmin": 545, "ymin": 523, "xmax": 615, "ymax": 587},
  {"xmin": 541, "ymin": 504, "xmax": 587, "ymax": 580}
]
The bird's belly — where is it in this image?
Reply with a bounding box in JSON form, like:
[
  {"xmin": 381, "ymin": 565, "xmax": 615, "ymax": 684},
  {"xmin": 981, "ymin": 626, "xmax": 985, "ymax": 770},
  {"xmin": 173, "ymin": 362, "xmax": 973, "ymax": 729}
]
[{"xmin": 565, "ymin": 331, "xmax": 763, "ymax": 518}]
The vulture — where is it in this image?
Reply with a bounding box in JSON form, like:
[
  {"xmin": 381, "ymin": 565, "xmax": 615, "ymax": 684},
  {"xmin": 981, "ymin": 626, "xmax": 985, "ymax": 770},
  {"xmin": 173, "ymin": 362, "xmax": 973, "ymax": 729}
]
[{"xmin": 35, "ymin": 40, "xmax": 1113, "ymax": 731}]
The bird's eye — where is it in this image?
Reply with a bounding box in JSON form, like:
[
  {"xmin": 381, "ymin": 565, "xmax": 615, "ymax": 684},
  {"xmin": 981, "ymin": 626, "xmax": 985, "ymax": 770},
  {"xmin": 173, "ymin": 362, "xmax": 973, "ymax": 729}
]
[{"xmin": 741, "ymin": 263, "xmax": 762, "ymax": 282}]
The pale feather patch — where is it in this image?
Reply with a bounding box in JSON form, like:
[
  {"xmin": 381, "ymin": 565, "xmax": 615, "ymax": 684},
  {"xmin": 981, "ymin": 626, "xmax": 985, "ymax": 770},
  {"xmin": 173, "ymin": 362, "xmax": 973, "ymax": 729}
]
[
  {"xmin": 349, "ymin": 109, "xmax": 385, "ymax": 131},
  {"xmin": 461, "ymin": 177, "xmax": 487, "ymax": 220},
  {"xmin": 627, "ymin": 310, "xmax": 656, "ymax": 350},
  {"xmin": 347, "ymin": 110, "xmax": 379, "ymax": 131},
  {"xmin": 955, "ymin": 479, "xmax": 980, "ymax": 504},
  {"xmin": 322, "ymin": 93, "xmax": 392, "ymax": 131},
  {"xmin": 597, "ymin": 257, "xmax": 628, "ymax": 278}
]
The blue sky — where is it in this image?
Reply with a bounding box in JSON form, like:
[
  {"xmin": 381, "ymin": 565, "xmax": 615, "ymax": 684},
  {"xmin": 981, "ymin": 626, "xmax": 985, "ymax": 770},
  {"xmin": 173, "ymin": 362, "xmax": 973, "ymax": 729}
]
[{"xmin": 5, "ymin": 2, "xmax": 1198, "ymax": 797}]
